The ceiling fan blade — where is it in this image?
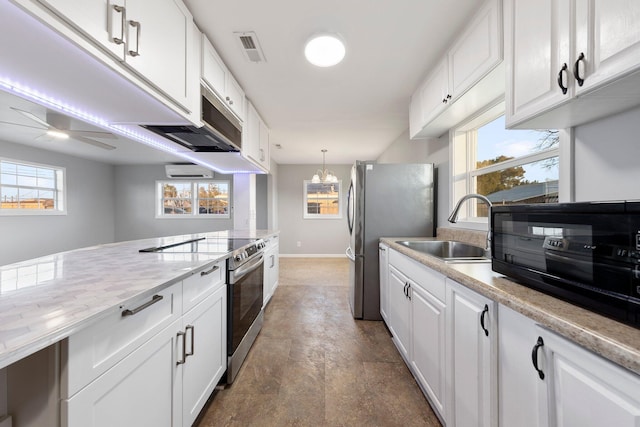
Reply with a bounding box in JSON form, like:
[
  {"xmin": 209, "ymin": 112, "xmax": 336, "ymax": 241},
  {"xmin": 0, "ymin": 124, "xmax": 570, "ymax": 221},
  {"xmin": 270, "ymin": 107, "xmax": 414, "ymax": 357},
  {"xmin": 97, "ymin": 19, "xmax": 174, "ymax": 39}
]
[
  {"xmin": 74, "ymin": 135, "xmax": 116, "ymax": 150},
  {"xmin": 9, "ymin": 107, "xmax": 53, "ymax": 129},
  {"xmin": 66, "ymin": 130, "xmax": 117, "ymax": 139},
  {"xmin": 0, "ymin": 120, "xmax": 48, "ymax": 131}
]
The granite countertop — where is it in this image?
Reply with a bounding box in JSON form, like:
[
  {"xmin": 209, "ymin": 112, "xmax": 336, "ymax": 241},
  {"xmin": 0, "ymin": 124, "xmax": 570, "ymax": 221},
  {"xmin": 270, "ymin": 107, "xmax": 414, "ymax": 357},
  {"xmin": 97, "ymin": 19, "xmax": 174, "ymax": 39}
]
[
  {"xmin": 381, "ymin": 236, "xmax": 640, "ymax": 376},
  {"xmin": 0, "ymin": 229, "xmax": 278, "ymax": 370}
]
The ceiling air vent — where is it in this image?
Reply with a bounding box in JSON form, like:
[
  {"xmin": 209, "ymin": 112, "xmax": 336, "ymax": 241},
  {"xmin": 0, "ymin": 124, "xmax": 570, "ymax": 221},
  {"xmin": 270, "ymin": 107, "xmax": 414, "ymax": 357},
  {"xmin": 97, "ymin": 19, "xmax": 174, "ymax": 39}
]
[{"xmin": 234, "ymin": 31, "xmax": 266, "ymax": 63}]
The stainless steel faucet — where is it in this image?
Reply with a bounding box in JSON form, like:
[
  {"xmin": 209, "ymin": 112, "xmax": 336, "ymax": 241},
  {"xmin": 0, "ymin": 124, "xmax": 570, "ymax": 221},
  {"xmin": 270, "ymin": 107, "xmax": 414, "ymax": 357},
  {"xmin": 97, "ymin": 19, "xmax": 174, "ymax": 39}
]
[
  {"xmin": 448, "ymin": 194, "xmax": 493, "ymax": 252},
  {"xmin": 448, "ymin": 193, "xmax": 493, "ymax": 223}
]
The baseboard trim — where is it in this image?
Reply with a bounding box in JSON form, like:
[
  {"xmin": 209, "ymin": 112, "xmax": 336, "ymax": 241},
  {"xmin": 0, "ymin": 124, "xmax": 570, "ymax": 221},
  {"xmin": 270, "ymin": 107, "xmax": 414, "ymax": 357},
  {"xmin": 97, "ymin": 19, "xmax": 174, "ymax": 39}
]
[{"xmin": 280, "ymin": 254, "xmax": 347, "ymax": 258}]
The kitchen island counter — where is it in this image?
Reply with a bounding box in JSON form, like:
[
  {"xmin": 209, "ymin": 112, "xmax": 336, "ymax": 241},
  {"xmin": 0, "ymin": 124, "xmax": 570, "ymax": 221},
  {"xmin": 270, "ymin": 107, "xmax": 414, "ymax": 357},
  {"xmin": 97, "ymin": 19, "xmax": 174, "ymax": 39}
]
[
  {"xmin": 381, "ymin": 236, "xmax": 640, "ymax": 376},
  {"xmin": 0, "ymin": 230, "xmax": 277, "ymax": 370}
]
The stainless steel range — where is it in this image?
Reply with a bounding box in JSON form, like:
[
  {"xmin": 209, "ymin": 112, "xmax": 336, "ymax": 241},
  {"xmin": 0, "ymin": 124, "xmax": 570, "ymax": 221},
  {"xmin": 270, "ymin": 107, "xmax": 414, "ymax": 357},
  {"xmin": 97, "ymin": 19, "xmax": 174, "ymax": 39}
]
[{"xmin": 225, "ymin": 238, "xmax": 265, "ymax": 383}]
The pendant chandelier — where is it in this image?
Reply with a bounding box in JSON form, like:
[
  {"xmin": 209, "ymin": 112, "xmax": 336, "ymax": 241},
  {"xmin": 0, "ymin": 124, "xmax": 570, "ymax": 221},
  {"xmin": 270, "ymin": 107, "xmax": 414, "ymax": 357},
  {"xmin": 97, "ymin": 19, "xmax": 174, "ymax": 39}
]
[{"xmin": 311, "ymin": 149, "xmax": 338, "ymax": 183}]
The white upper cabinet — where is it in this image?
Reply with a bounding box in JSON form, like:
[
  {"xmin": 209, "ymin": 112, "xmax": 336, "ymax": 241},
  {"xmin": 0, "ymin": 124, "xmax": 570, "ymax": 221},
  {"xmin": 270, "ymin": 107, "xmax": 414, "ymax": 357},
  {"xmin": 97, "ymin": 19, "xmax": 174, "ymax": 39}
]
[
  {"xmin": 202, "ymin": 34, "xmax": 246, "ymax": 121},
  {"xmin": 574, "ymin": 0, "xmax": 640, "ymax": 94},
  {"xmin": 410, "ymin": 0, "xmax": 503, "ymax": 138},
  {"xmin": 504, "ymin": 0, "xmax": 571, "ymax": 125},
  {"xmin": 37, "ymin": 0, "xmax": 196, "ymax": 113},
  {"xmin": 505, "ymin": 0, "xmax": 640, "ymax": 129},
  {"xmin": 243, "ymin": 100, "xmax": 270, "ymax": 173}
]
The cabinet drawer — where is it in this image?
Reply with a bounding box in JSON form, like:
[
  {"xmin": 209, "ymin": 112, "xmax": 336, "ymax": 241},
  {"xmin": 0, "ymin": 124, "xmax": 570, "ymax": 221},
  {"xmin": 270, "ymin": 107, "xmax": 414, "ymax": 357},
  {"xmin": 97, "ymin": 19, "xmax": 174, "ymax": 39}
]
[
  {"xmin": 183, "ymin": 260, "xmax": 225, "ymax": 314},
  {"xmin": 61, "ymin": 282, "xmax": 182, "ymax": 398},
  {"xmin": 389, "ymin": 249, "xmax": 446, "ymax": 302}
]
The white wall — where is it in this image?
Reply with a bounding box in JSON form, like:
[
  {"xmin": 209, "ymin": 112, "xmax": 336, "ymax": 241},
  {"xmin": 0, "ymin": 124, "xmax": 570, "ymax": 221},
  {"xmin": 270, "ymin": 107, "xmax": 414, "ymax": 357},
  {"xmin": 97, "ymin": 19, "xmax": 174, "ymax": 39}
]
[
  {"xmin": 277, "ymin": 164, "xmax": 350, "ymax": 255},
  {"xmin": 0, "ymin": 141, "xmax": 115, "ymax": 265},
  {"xmin": 113, "ymin": 164, "xmax": 234, "ymax": 241},
  {"xmin": 573, "ymin": 105, "xmax": 640, "ymax": 202}
]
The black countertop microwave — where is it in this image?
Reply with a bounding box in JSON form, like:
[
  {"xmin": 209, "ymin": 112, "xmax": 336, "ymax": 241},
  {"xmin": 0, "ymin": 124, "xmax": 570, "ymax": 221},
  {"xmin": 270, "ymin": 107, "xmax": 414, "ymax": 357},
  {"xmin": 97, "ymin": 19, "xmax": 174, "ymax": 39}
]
[{"xmin": 491, "ymin": 201, "xmax": 640, "ymax": 328}]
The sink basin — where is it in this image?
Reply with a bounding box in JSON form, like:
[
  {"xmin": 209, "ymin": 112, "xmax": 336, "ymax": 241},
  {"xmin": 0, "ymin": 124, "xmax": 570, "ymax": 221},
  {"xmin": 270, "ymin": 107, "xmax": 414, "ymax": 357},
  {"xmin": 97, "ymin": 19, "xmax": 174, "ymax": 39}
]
[{"xmin": 396, "ymin": 240, "xmax": 490, "ymax": 263}]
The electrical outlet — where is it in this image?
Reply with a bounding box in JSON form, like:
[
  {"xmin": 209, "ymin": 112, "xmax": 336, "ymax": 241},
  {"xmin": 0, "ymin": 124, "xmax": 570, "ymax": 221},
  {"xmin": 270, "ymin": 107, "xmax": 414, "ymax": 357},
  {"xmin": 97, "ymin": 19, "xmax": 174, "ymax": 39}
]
[{"xmin": 296, "ymin": 241, "xmax": 302, "ymax": 247}]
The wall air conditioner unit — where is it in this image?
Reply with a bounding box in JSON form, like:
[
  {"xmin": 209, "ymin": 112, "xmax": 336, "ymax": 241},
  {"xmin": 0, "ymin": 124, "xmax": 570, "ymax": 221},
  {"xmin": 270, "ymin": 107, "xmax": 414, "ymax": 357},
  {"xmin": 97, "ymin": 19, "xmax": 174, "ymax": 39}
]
[{"xmin": 165, "ymin": 164, "xmax": 214, "ymax": 178}]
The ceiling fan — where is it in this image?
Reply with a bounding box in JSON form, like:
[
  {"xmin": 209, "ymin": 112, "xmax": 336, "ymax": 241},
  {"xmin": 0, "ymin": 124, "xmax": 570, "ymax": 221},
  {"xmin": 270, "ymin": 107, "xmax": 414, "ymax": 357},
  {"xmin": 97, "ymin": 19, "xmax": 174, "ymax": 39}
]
[{"xmin": 1, "ymin": 107, "xmax": 117, "ymax": 150}]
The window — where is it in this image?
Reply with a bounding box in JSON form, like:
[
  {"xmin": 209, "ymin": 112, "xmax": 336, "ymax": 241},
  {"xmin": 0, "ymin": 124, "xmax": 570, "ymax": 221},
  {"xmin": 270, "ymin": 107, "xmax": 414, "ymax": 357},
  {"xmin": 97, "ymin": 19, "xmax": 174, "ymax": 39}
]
[
  {"xmin": 157, "ymin": 180, "xmax": 230, "ymax": 218},
  {"xmin": 0, "ymin": 158, "xmax": 65, "ymax": 215},
  {"xmin": 303, "ymin": 180, "xmax": 342, "ymax": 219},
  {"xmin": 452, "ymin": 112, "xmax": 559, "ymax": 222}
]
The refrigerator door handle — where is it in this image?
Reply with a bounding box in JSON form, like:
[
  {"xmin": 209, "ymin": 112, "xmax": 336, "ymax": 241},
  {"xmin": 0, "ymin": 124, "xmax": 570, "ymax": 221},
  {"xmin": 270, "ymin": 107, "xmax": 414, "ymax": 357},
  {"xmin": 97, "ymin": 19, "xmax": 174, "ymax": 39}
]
[
  {"xmin": 347, "ymin": 181, "xmax": 354, "ymax": 234},
  {"xmin": 346, "ymin": 246, "xmax": 356, "ymax": 261}
]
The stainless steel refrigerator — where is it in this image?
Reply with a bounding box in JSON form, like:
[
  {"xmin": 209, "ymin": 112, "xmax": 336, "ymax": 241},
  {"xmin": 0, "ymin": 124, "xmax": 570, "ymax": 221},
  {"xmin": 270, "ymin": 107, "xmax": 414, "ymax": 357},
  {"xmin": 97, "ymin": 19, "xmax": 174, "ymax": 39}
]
[{"xmin": 346, "ymin": 161, "xmax": 435, "ymax": 320}]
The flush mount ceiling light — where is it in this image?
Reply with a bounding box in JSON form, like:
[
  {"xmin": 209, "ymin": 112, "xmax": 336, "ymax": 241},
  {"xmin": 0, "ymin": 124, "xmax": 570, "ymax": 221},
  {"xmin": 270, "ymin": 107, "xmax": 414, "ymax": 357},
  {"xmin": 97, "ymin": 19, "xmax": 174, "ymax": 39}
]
[
  {"xmin": 311, "ymin": 149, "xmax": 338, "ymax": 183},
  {"xmin": 304, "ymin": 34, "xmax": 346, "ymax": 67}
]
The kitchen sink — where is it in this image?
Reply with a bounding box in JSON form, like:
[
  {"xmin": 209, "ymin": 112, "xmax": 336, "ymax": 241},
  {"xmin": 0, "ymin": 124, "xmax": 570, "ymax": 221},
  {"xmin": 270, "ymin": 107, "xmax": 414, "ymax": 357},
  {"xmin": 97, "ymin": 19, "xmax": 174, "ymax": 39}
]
[{"xmin": 396, "ymin": 240, "xmax": 490, "ymax": 263}]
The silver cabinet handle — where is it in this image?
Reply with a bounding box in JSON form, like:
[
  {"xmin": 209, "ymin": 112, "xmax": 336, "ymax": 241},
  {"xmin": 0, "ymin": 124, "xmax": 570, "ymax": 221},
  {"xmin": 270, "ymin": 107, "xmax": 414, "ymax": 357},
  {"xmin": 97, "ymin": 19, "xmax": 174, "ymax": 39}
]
[
  {"xmin": 200, "ymin": 265, "xmax": 220, "ymax": 276},
  {"xmin": 111, "ymin": 4, "xmax": 126, "ymax": 45},
  {"xmin": 260, "ymin": 148, "xmax": 265, "ymax": 161},
  {"xmin": 128, "ymin": 20, "xmax": 141, "ymax": 57},
  {"xmin": 122, "ymin": 294, "xmax": 163, "ymax": 316},
  {"xmin": 270, "ymin": 254, "xmax": 275, "ymax": 268},
  {"xmin": 176, "ymin": 331, "xmax": 187, "ymax": 365},
  {"xmin": 185, "ymin": 325, "xmax": 194, "ymax": 357}
]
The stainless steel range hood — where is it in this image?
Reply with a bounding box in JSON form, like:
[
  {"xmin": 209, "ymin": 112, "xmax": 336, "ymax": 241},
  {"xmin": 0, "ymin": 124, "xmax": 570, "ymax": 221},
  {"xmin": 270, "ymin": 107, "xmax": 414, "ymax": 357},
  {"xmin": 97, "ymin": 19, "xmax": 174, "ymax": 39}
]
[{"xmin": 142, "ymin": 86, "xmax": 242, "ymax": 153}]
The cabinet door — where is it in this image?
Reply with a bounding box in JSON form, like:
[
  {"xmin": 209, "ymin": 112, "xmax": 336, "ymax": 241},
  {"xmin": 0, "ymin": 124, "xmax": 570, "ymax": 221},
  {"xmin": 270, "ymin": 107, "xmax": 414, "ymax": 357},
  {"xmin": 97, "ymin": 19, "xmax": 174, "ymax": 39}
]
[
  {"xmin": 498, "ymin": 305, "xmax": 544, "ymax": 427},
  {"xmin": 574, "ymin": 0, "xmax": 640, "ymax": 95},
  {"xmin": 38, "ymin": 0, "xmax": 126, "ymax": 58},
  {"xmin": 535, "ymin": 326, "xmax": 640, "ymax": 427},
  {"xmin": 182, "ymin": 285, "xmax": 227, "ymax": 427},
  {"xmin": 258, "ymin": 117, "xmax": 269, "ymax": 169},
  {"xmin": 388, "ymin": 266, "xmax": 411, "ymax": 360},
  {"xmin": 225, "ymin": 73, "xmax": 245, "ymax": 121},
  {"xmin": 202, "ymin": 35, "xmax": 227, "ymax": 100},
  {"xmin": 379, "ymin": 244, "xmax": 389, "ymax": 322},
  {"xmin": 448, "ymin": 0, "xmax": 502, "ymax": 101},
  {"xmin": 62, "ymin": 319, "xmax": 181, "ymax": 427},
  {"xmin": 125, "ymin": 0, "xmax": 192, "ymax": 106},
  {"xmin": 418, "ymin": 59, "xmax": 450, "ymax": 128},
  {"xmin": 244, "ymin": 101, "xmax": 262, "ymax": 165},
  {"xmin": 504, "ymin": 0, "xmax": 571, "ymax": 126},
  {"xmin": 410, "ymin": 283, "xmax": 446, "ymax": 419},
  {"xmin": 447, "ymin": 280, "xmax": 497, "ymax": 427}
]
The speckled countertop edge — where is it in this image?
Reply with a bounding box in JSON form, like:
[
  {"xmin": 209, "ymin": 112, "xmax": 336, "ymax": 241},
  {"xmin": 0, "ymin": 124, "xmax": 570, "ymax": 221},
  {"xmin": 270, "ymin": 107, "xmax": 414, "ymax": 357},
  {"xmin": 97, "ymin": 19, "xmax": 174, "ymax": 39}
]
[
  {"xmin": 0, "ymin": 229, "xmax": 279, "ymax": 370},
  {"xmin": 381, "ymin": 235, "xmax": 640, "ymax": 376}
]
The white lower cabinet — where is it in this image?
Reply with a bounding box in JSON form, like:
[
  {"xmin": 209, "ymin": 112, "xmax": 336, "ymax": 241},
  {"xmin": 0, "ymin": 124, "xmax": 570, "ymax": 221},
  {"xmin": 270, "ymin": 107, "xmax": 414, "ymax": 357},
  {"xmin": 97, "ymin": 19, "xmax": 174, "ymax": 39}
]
[
  {"xmin": 387, "ymin": 265, "xmax": 411, "ymax": 360},
  {"xmin": 446, "ymin": 279, "xmax": 497, "ymax": 427},
  {"xmin": 499, "ymin": 304, "xmax": 640, "ymax": 427},
  {"xmin": 62, "ymin": 318, "xmax": 182, "ymax": 427},
  {"xmin": 388, "ymin": 249, "xmax": 447, "ymax": 422},
  {"xmin": 62, "ymin": 262, "xmax": 227, "ymax": 427},
  {"xmin": 379, "ymin": 243, "xmax": 389, "ymax": 322},
  {"xmin": 263, "ymin": 236, "xmax": 279, "ymax": 306},
  {"xmin": 410, "ymin": 279, "xmax": 446, "ymax": 418},
  {"xmin": 182, "ymin": 284, "xmax": 226, "ymax": 427}
]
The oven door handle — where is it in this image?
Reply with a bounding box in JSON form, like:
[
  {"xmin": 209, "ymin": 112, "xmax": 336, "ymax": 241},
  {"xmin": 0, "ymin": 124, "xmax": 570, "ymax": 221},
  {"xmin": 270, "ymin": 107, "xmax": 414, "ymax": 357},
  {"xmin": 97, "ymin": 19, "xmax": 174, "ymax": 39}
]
[{"xmin": 231, "ymin": 254, "xmax": 264, "ymax": 281}]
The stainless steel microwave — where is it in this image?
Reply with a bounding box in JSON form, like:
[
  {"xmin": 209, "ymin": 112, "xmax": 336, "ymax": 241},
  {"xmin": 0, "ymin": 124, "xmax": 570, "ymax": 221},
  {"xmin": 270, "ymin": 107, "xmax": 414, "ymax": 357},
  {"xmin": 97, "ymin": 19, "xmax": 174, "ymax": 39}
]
[
  {"xmin": 141, "ymin": 86, "xmax": 242, "ymax": 153},
  {"xmin": 491, "ymin": 201, "xmax": 640, "ymax": 328}
]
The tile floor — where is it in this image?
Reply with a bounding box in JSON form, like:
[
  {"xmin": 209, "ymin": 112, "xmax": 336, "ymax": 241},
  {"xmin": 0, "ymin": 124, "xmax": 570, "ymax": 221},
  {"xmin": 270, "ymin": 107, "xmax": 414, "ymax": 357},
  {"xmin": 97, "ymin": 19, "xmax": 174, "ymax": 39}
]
[{"xmin": 196, "ymin": 257, "xmax": 441, "ymax": 426}]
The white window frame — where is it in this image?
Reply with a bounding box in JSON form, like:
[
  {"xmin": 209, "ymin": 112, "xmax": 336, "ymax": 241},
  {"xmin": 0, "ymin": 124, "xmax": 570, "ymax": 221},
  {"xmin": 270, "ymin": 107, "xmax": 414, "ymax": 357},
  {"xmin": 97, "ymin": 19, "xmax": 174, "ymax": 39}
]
[
  {"xmin": 450, "ymin": 103, "xmax": 563, "ymax": 229},
  {"xmin": 303, "ymin": 180, "xmax": 343, "ymax": 219},
  {"xmin": 0, "ymin": 157, "xmax": 66, "ymax": 216},
  {"xmin": 156, "ymin": 180, "xmax": 231, "ymax": 219}
]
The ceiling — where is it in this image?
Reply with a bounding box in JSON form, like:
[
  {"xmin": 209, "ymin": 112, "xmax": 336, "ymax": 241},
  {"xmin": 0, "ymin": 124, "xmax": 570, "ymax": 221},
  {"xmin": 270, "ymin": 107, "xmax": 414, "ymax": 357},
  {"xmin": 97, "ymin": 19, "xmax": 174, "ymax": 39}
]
[{"xmin": 184, "ymin": 0, "xmax": 483, "ymax": 165}]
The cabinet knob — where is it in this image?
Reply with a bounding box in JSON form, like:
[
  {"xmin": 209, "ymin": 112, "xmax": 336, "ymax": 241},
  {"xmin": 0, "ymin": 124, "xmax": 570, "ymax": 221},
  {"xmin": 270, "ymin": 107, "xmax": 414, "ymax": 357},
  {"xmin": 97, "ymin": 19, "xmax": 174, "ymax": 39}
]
[
  {"xmin": 557, "ymin": 63, "xmax": 569, "ymax": 95},
  {"xmin": 573, "ymin": 52, "xmax": 586, "ymax": 87},
  {"xmin": 531, "ymin": 336, "xmax": 545, "ymax": 380}
]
